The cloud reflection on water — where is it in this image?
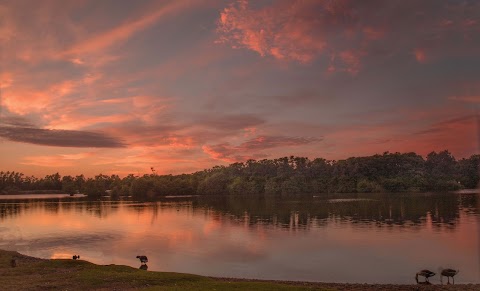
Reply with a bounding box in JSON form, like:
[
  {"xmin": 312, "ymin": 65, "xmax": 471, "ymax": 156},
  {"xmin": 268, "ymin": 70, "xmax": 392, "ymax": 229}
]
[{"xmin": 0, "ymin": 193, "xmax": 478, "ymax": 283}]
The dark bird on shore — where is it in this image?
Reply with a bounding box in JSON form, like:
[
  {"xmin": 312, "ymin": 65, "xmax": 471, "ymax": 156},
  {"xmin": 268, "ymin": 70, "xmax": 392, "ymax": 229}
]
[
  {"xmin": 139, "ymin": 264, "xmax": 148, "ymax": 271},
  {"xmin": 441, "ymin": 269, "xmax": 459, "ymax": 284},
  {"xmin": 10, "ymin": 258, "xmax": 17, "ymax": 268},
  {"xmin": 415, "ymin": 269, "xmax": 435, "ymax": 283},
  {"xmin": 73, "ymin": 255, "xmax": 80, "ymax": 260},
  {"xmin": 136, "ymin": 255, "xmax": 148, "ymax": 264}
]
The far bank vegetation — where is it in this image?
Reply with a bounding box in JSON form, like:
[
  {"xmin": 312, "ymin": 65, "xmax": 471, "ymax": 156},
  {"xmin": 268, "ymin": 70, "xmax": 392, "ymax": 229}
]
[{"xmin": 1, "ymin": 151, "xmax": 478, "ymax": 198}]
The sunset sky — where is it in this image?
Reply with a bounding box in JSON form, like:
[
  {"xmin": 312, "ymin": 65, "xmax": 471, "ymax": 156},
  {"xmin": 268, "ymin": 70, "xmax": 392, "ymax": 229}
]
[{"xmin": 0, "ymin": 0, "xmax": 479, "ymax": 177}]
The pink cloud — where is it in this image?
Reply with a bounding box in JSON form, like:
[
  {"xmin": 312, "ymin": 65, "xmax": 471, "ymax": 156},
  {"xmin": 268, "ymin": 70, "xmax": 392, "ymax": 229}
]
[
  {"xmin": 0, "ymin": 72, "xmax": 13, "ymax": 89},
  {"xmin": 63, "ymin": 0, "xmax": 196, "ymax": 58},
  {"xmin": 21, "ymin": 152, "xmax": 95, "ymax": 167},
  {"xmin": 46, "ymin": 114, "xmax": 133, "ymax": 131},
  {"xmin": 243, "ymin": 127, "xmax": 257, "ymax": 137},
  {"xmin": 414, "ymin": 48, "xmax": 427, "ymax": 63},
  {"xmin": 0, "ymin": 1, "xmax": 85, "ymax": 64},
  {"xmin": 217, "ymin": 0, "xmax": 327, "ymax": 64},
  {"xmin": 89, "ymin": 146, "xmax": 207, "ymax": 176},
  {"xmin": 202, "ymin": 135, "xmax": 321, "ymax": 162},
  {"xmin": 2, "ymin": 80, "xmax": 76, "ymax": 115},
  {"xmin": 321, "ymin": 103, "xmax": 476, "ymax": 160},
  {"xmin": 338, "ymin": 50, "xmax": 362, "ymax": 75},
  {"xmin": 215, "ymin": 0, "xmax": 388, "ymax": 73},
  {"xmin": 37, "ymin": 94, "xmax": 171, "ymax": 131},
  {"xmin": 218, "ymin": 0, "xmax": 480, "ymax": 72}
]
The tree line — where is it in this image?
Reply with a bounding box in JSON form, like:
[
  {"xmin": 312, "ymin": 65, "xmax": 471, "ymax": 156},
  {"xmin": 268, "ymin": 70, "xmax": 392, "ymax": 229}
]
[{"xmin": 1, "ymin": 150, "xmax": 478, "ymax": 198}]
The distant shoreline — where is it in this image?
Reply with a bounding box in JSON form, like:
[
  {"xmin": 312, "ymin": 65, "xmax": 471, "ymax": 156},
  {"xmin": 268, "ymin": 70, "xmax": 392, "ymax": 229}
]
[{"xmin": 3, "ymin": 190, "xmax": 65, "ymax": 194}]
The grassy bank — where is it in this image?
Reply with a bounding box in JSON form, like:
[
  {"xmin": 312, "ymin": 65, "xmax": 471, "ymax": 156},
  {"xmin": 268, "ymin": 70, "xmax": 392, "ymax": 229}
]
[
  {"xmin": 0, "ymin": 250, "xmax": 329, "ymax": 290},
  {"xmin": 0, "ymin": 250, "xmax": 477, "ymax": 290}
]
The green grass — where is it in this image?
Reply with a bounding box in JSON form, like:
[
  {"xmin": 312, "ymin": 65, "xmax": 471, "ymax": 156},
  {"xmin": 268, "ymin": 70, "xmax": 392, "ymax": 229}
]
[{"xmin": 0, "ymin": 250, "xmax": 332, "ymax": 290}]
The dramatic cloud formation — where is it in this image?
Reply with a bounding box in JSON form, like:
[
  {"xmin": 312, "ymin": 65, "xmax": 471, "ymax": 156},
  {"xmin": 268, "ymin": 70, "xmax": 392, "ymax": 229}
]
[
  {"xmin": 0, "ymin": 0, "xmax": 478, "ymax": 176},
  {"xmin": 0, "ymin": 126, "xmax": 126, "ymax": 148},
  {"xmin": 216, "ymin": 0, "xmax": 329, "ymax": 63},
  {"xmin": 217, "ymin": 0, "xmax": 480, "ymax": 73}
]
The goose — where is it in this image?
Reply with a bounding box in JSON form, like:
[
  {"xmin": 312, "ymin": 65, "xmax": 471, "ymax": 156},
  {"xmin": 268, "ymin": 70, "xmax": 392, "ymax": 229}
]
[
  {"xmin": 139, "ymin": 264, "xmax": 148, "ymax": 271},
  {"xmin": 415, "ymin": 269, "xmax": 435, "ymax": 283},
  {"xmin": 441, "ymin": 269, "xmax": 459, "ymax": 284},
  {"xmin": 136, "ymin": 255, "xmax": 148, "ymax": 264},
  {"xmin": 73, "ymin": 255, "xmax": 80, "ymax": 260}
]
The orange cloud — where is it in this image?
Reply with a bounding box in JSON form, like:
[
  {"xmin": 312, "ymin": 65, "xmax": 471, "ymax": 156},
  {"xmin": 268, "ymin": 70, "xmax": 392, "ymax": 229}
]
[
  {"xmin": 414, "ymin": 48, "xmax": 427, "ymax": 63},
  {"xmin": 0, "ymin": 72, "xmax": 13, "ymax": 89},
  {"xmin": 46, "ymin": 114, "xmax": 133, "ymax": 131},
  {"xmin": 21, "ymin": 152, "xmax": 94, "ymax": 167},
  {"xmin": 218, "ymin": 0, "xmax": 480, "ymax": 73},
  {"xmin": 2, "ymin": 80, "xmax": 76, "ymax": 115},
  {"xmin": 243, "ymin": 127, "xmax": 257, "ymax": 137},
  {"xmin": 217, "ymin": 0, "xmax": 326, "ymax": 64},
  {"xmin": 216, "ymin": 1, "xmax": 378, "ymax": 73},
  {"xmin": 63, "ymin": 0, "xmax": 196, "ymax": 58}
]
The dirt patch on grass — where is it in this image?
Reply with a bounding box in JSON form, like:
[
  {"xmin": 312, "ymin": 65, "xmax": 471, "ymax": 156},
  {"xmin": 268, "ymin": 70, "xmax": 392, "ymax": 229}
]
[{"xmin": 212, "ymin": 277, "xmax": 479, "ymax": 290}]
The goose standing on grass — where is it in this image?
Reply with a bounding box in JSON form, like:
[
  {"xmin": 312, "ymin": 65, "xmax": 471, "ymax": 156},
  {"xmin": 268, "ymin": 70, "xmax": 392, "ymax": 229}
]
[
  {"xmin": 136, "ymin": 255, "xmax": 148, "ymax": 264},
  {"xmin": 139, "ymin": 264, "xmax": 148, "ymax": 271},
  {"xmin": 72, "ymin": 255, "xmax": 80, "ymax": 260},
  {"xmin": 441, "ymin": 269, "xmax": 459, "ymax": 284},
  {"xmin": 415, "ymin": 269, "xmax": 435, "ymax": 283}
]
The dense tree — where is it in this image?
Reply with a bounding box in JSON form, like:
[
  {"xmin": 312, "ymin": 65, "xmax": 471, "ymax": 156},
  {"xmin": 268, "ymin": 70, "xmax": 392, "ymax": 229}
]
[
  {"xmin": 456, "ymin": 155, "xmax": 480, "ymax": 189},
  {"xmin": 425, "ymin": 151, "xmax": 460, "ymax": 191},
  {"xmin": 1, "ymin": 151, "xmax": 478, "ymax": 197}
]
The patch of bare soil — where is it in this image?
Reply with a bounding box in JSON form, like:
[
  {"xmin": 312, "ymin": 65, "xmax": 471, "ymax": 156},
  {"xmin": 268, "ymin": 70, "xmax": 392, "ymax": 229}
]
[{"xmin": 211, "ymin": 277, "xmax": 479, "ymax": 290}]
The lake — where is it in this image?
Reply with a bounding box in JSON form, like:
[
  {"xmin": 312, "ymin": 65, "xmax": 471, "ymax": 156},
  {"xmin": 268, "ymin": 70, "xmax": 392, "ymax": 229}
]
[{"xmin": 0, "ymin": 192, "xmax": 478, "ymax": 284}]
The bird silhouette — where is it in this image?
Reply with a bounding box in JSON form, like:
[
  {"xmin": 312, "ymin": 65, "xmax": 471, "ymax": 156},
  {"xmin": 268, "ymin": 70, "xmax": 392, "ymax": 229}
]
[
  {"xmin": 136, "ymin": 255, "xmax": 148, "ymax": 264},
  {"xmin": 415, "ymin": 269, "xmax": 435, "ymax": 283},
  {"xmin": 441, "ymin": 269, "xmax": 459, "ymax": 284},
  {"xmin": 72, "ymin": 255, "xmax": 80, "ymax": 260}
]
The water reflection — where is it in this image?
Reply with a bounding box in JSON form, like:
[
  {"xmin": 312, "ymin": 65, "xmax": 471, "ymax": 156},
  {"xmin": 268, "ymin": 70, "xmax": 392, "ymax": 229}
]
[
  {"xmin": 192, "ymin": 193, "xmax": 477, "ymax": 230},
  {"xmin": 0, "ymin": 193, "xmax": 478, "ymax": 284}
]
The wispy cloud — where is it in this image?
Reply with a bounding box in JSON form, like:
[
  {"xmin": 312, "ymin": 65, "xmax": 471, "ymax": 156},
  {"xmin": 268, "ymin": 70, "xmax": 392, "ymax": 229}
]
[
  {"xmin": 21, "ymin": 152, "xmax": 95, "ymax": 167},
  {"xmin": 0, "ymin": 126, "xmax": 126, "ymax": 148},
  {"xmin": 203, "ymin": 135, "xmax": 322, "ymax": 162},
  {"xmin": 63, "ymin": 0, "xmax": 195, "ymax": 58},
  {"xmin": 0, "ymin": 116, "xmax": 35, "ymax": 127}
]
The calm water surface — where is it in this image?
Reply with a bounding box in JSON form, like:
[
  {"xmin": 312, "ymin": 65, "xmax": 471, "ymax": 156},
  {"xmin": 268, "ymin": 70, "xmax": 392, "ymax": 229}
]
[{"xmin": 0, "ymin": 193, "xmax": 478, "ymax": 284}]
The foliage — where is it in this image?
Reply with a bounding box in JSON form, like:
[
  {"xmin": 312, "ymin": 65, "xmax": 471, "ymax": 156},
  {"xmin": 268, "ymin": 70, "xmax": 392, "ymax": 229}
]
[{"xmin": 0, "ymin": 150, "xmax": 478, "ymax": 197}]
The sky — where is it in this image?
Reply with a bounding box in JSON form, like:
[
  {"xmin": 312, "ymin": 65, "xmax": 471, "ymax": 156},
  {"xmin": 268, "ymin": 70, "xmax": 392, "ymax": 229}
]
[{"xmin": 0, "ymin": 0, "xmax": 479, "ymax": 177}]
